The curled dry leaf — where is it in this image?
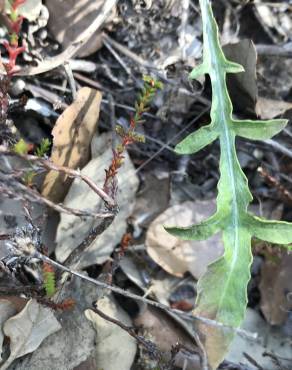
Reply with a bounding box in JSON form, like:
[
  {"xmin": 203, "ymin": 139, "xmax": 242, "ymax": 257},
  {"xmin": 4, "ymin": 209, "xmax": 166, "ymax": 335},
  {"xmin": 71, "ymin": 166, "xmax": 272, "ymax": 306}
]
[
  {"xmin": 85, "ymin": 295, "xmax": 136, "ymax": 370},
  {"xmin": 146, "ymin": 200, "xmax": 223, "ymax": 279},
  {"xmin": 46, "ymin": 0, "xmax": 117, "ymax": 57},
  {"xmin": 1, "ymin": 299, "xmax": 61, "ymax": 370},
  {"xmin": 41, "ymin": 87, "xmax": 102, "ymax": 203}
]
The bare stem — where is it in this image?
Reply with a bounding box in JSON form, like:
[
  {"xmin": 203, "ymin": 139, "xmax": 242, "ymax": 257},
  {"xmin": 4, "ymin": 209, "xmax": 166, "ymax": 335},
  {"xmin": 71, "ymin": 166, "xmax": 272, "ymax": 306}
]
[
  {"xmin": 90, "ymin": 303, "xmax": 163, "ymax": 362},
  {"xmin": 35, "ymin": 251, "xmax": 258, "ymax": 340},
  {"xmin": 0, "ymin": 172, "xmax": 114, "ymax": 219},
  {"xmin": 0, "ymin": 146, "xmax": 116, "ymax": 208}
]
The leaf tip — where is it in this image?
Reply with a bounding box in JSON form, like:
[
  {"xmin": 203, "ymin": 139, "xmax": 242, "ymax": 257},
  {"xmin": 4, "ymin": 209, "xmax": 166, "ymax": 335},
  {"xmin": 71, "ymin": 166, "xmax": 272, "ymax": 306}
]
[
  {"xmin": 164, "ymin": 225, "xmax": 181, "ymax": 236},
  {"xmin": 225, "ymin": 61, "xmax": 245, "ymax": 74},
  {"xmin": 174, "ymin": 143, "xmax": 187, "ymax": 155}
]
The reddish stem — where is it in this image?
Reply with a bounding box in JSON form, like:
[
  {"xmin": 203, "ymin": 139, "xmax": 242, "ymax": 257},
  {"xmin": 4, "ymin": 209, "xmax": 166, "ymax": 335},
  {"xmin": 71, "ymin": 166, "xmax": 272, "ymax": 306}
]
[
  {"xmin": 11, "ymin": 0, "xmax": 26, "ymax": 10},
  {"xmin": 1, "ymin": 1, "xmax": 26, "ymax": 75},
  {"xmin": 3, "ymin": 41, "xmax": 25, "ymax": 74}
]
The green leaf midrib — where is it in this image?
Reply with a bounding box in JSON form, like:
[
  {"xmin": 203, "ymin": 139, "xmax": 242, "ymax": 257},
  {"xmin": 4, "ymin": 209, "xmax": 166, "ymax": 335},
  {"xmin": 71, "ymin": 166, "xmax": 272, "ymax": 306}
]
[{"xmin": 204, "ymin": 1, "xmax": 243, "ymax": 318}]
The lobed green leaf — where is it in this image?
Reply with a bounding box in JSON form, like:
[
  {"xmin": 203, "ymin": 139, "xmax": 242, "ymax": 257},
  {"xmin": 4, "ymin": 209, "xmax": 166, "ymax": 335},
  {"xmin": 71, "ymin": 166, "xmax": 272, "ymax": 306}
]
[
  {"xmin": 175, "ymin": 124, "xmax": 218, "ymax": 154},
  {"xmin": 166, "ymin": 0, "xmax": 292, "ymax": 367},
  {"xmin": 165, "ymin": 213, "xmax": 222, "ymax": 240},
  {"xmin": 232, "ymin": 119, "xmax": 287, "ymax": 140}
]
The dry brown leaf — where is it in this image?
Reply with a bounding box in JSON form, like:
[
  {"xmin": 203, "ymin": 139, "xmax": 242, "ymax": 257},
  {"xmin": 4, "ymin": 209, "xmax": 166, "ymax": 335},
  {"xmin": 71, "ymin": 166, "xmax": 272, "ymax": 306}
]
[
  {"xmin": 256, "ymin": 97, "xmax": 292, "ymax": 119},
  {"xmin": 46, "ymin": 0, "xmax": 117, "ymax": 57},
  {"xmin": 259, "ymin": 253, "xmax": 292, "ymax": 325},
  {"xmin": 85, "ymin": 295, "xmax": 136, "ymax": 370},
  {"xmin": 41, "ymin": 87, "xmax": 101, "ymax": 203},
  {"xmin": 130, "ymin": 171, "xmax": 170, "ymax": 230},
  {"xmin": 12, "ymin": 278, "xmax": 97, "ymax": 370},
  {"xmin": 133, "ymin": 307, "xmax": 201, "ymax": 370},
  {"xmin": 0, "ymin": 299, "xmax": 17, "ymax": 361},
  {"xmin": 146, "ymin": 200, "xmax": 223, "ymax": 279},
  {"xmin": 1, "ymin": 299, "xmax": 61, "ymax": 370},
  {"xmin": 222, "ymin": 40, "xmax": 292, "ymax": 120},
  {"xmin": 223, "ymin": 40, "xmax": 258, "ymax": 115}
]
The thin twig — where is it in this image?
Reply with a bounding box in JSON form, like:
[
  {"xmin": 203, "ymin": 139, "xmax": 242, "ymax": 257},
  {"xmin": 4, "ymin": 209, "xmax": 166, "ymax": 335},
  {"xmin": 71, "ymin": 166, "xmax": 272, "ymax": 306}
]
[
  {"xmin": 258, "ymin": 166, "xmax": 292, "ymax": 206},
  {"xmin": 91, "ymin": 303, "xmax": 163, "ymax": 361},
  {"xmin": 256, "ymin": 43, "xmax": 292, "ymax": 58},
  {"xmin": 0, "ymin": 179, "xmax": 113, "ymax": 219},
  {"xmin": 0, "ymin": 146, "xmax": 116, "ymax": 207},
  {"xmin": 63, "ymin": 215, "xmax": 115, "ymax": 268},
  {"xmin": 243, "ymin": 352, "xmax": 263, "ymax": 370},
  {"xmin": 135, "ymin": 105, "xmax": 210, "ymax": 173},
  {"xmin": 264, "ymin": 139, "xmax": 292, "ymax": 159},
  {"xmin": 103, "ymin": 38, "xmax": 133, "ymax": 77},
  {"xmin": 263, "ymin": 351, "xmax": 292, "ymax": 368},
  {"xmin": 0, "ymin": 284, "xmax": 42, "ymax": 295},
  {"xmin": 63, "ymin": 61, "xmax": 77, "ymax": 100},
  {"xmin": 219, "ymin": 360, "xmax": 254, "ymax": 370},
  {"xmin": 102, "ymin": 33, "xmax": 156, "ymax": 69},
  {"xmin": 34, "ymin": 251, "xmax": 258, "ymax": 340},
  {"xmin": 73, "ymin": 72, "xmax": 112, "ymax": 93}
]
